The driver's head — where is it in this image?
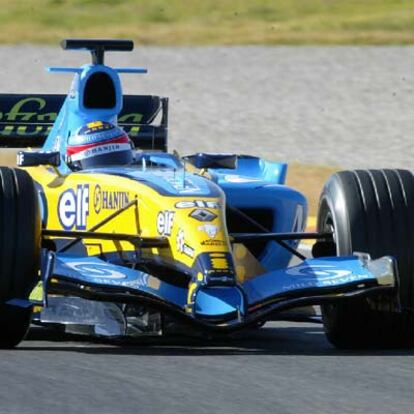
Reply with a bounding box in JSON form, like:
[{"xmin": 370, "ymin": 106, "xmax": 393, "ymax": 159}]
[{"xmin": 66, "ymin": 121, "xmax": 133, "ymax": 170}]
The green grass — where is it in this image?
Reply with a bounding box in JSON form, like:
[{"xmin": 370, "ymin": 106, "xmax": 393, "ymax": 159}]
[{"xmin": 0, "ymin": 0, "xmax": 412, "ymax": 45}]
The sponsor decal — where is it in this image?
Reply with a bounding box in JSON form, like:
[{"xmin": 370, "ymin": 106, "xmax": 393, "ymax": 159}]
[
  {"xmin": 64, "ymin": 261, "xmax": 161, "ymax": 289},
  {"xmin": 189, "ymin": 209, "xmax": 217, "ymax": 222},
  {"xmin": 70, "ymin": 142, "xmax": 131, "ymax": 161},
  {"xmin": 66, "ymin": 261, "xmax": 126, "ymax": 279},
  {"xmin": 175, "ymin": 200, "xmax": 220, "ymax": 209},
  {"xmin": 156, "ymin": 210, "xmax": 175, "ymax": 236},
  {"xmin": 176, "ymin": 229, "xmax": 185, "ymax": 252},
  {"xmin": 93, "ymin": 185, "xmax": 130, "ymax": 214},
  {"xmin": 282, "ymin": 265, "xmax": 369, "ymax": 291},
  {"xmin": 176, "ymin": 229, "xmax": 195, "ymax": 258},
  {"xmin": 183, "ymin": 245, "xmax": 195, "ymax": 258},
  {"xmin": 210, "ymin": 253, "xmax": 229, "ymax": 270},
  {"xmin": 150, "ymin": 171, "xmax": 201, "ymax": 194},
  {"xmin": 194, "ymin": 253, "xmax": 235, "ymax": 284},
  {"xmin": 201, "ymin": 239, "xmax": 226, "ymax": 247},
  {"xmin": 0, "ymin": 96, "xmax": 144, "ymax": 138},
  {"xmin": 198, "ymin": 224, "xmax": 219, "ymax": 239},
  {"xmin": 58, "ymin": 185, "xmax": 89, "ymax": 230},
  {"xmin": 5, "ymin": 97, "xmax": 55, "ymax": 122},
  {"xmin": 86, "ymin": 121, "xmax": 108, "ymax": 131},
  {"xmin": 174, "ymin": 179, "xmax": 201, "ymax": 194},
  {"xmin": 201, "ymin": 239, "xmax": 226, "ymax": 246},
  {"xmin": 286, "ymin": 265, "xmax": 351, "ymax": 278}
]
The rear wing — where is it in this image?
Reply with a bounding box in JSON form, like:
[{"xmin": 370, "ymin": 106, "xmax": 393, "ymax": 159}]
[{"xmin": 0, "ymin": 94, "xmax": 168, "ymax": 151}]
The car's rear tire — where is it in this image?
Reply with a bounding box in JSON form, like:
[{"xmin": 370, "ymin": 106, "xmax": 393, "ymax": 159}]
[
  {"xmin": 0, "ymin": 167, "xmax": 41, "ymax": 348},
  {"xmin": 316, "ymin": 169, "xmax": 414, "ymax": 349}
]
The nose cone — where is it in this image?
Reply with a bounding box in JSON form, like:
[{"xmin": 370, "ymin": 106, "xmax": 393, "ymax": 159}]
[{"xmin": 194, "ymin": 286, "xmax": 245, "ymax": 321}]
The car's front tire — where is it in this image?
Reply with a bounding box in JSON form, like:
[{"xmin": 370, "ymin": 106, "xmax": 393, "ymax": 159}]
[
  {"xmin": 317, "ymin": 169, "xmax": 414, "ymax": 349},
  {"xmin": 0, "ymin": 167, "xmax": 41, "ymax": 348}
]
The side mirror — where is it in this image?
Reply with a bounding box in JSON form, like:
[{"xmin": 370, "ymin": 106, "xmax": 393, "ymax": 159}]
[
  {"xmin": 183, "ymin": 153, "xmax": 237, "ymax": 169},
  {"xmin": 17, "ymin": 151, "xmax": 61, "ymax": 167}
]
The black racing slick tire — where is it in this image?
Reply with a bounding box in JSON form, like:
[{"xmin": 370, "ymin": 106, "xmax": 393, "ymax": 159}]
[
  {"xmin": 0, "ymin": 167, "xmax": 41, "ymax": 348},
  {"xmin": 316, "ymin": 169, "xmax": 414, "ymax": 349}
]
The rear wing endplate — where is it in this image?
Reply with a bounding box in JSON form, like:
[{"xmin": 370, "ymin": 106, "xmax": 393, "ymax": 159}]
[{"xmin": 0, "ymin": 94, "xmax": 168, "ymax": 151}]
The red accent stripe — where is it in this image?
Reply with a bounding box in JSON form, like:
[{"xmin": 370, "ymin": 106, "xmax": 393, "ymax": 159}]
[{"xmin": 67, "ymin": 134, "xmax": 129, "ymax": 156}]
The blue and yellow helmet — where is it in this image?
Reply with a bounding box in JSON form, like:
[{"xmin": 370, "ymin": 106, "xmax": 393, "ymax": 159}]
[{"xmin": 67, "ymin": 121, "xmax": 133, "ymax": 170}]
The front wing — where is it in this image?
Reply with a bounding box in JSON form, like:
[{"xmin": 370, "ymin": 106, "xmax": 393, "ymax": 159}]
[{"xmin": 29, "ymin": 252, "xmax": 397, "ymax": 332}]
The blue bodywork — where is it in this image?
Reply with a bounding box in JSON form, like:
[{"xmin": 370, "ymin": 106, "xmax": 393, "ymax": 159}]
[
  {"xmin": 49, "ymin": 252, "xmax": 395, "ymax": 329},
  {"xmin": 210, "ymin": 155, "xmax": 306, "ymax": 271},
  {"xmin": 14, "ymin": 40, "xmax": 395, "ymax": 333},
  {"xmin": 43, "ymin": 64, "xmax": 134, "ymax": 174}
]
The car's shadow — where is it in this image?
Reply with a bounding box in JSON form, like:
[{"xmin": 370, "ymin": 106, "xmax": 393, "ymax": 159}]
[{"xmin": 18, "ymin": 323, "xmax": 414, "ymax": 357}]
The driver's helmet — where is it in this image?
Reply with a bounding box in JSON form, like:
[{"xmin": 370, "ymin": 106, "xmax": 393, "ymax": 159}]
[{"xmin": 66, "ymin": 121, "xmax": 133, "ymax": 170}]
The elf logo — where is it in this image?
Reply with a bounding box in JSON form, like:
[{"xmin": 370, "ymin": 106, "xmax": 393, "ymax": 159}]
[
  {"xmin": 58, "ymin": 185, "xmax": 89, "ymax": 230},
  {"xmin": 157, "ymin": 210, "xmax": 175, "ymax": 236},
  {"xmin": 175, "ymin": 200, "xmax": 220, "ymax": 209}
]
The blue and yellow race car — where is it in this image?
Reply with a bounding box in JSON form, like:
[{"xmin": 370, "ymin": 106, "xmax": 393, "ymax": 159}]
[{"xmin": 0, "ymin": 39, "xmax": 413, "ymax": 349}]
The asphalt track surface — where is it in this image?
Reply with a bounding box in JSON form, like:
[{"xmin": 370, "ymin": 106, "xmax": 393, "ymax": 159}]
[
  {"xmin": 1, "ymin": 322, "xmax": 414, "ymax": 414},
  {"xmin": 0, "ymin": 46, "xmax": 413, "ymax": 413}
]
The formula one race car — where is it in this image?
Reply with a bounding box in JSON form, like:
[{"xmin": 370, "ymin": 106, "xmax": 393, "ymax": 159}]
[{"xmin": 0, "ymin": 39, "xmax": 413, "ymax": 349}]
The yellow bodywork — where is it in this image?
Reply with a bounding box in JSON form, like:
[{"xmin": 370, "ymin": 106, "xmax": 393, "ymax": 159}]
[{"xmin": 27, "ymin": 166, "xmax": 232, "ymax": 272}]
